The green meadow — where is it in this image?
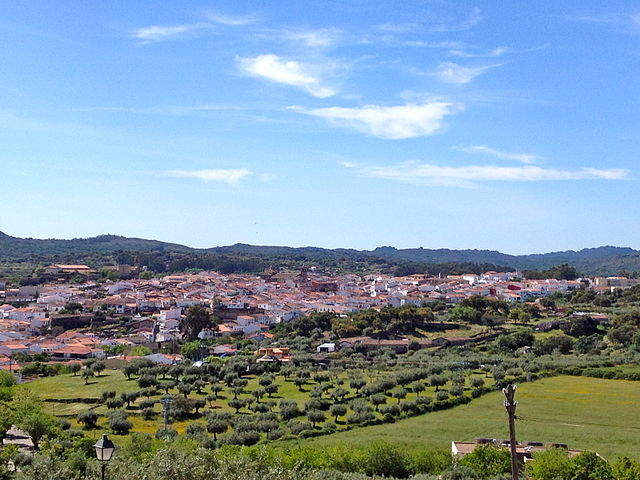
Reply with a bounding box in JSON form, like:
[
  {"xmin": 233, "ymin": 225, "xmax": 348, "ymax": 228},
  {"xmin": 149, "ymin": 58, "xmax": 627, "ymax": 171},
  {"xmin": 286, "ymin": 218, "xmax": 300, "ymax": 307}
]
[
  {"xmin": 21, "ymin": 369, "xmax": 640, "ymax": 461},
  {"xmin": 294, "ymin": 376, "xmax": 640, "ymax": 461}
]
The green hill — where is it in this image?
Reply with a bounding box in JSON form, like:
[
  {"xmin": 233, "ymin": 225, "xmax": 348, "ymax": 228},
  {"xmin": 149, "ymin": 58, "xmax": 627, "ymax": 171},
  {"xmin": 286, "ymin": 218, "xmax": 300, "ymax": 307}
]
[{"xmin": 0, "ymin": 231, "xmax": 637, "ymax": 276}]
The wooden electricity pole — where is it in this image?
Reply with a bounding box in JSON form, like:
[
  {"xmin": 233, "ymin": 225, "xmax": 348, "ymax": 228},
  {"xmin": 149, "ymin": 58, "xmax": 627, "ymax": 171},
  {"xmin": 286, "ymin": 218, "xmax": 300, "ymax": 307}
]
[{"xmin": 503, "ymin": 384, "xmax": 519, "ymax": 480}]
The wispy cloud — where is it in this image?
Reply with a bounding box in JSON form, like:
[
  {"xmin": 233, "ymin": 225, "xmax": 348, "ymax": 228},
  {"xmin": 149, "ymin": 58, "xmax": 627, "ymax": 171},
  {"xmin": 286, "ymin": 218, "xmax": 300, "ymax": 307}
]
[
  {"xmin": 132, "ymin": 10, "xmax": 257, "ymax": 42},
  {"xmin": 166, "ymin": 169, "xmax": 252, "ymax": 184},
  {"xmin": 343, "ymin": 161, "xmax": 630, "ymax": 188},
  {"xmin": 454, "ymin": 145, "xmax": 541, "ymax": 164},
  {"xmin": 290, "ymin": 102, "xmax": 462, "ymax": 139},
  {"xmin": 237, "ymin": 54, "xmax": 337, "ymax": 98},
  {"xmin": 449, "ymin": 46, "xmax": 510, "ymax": 58},
  {"xmin": 283, "ymin": 28, "xmax": 342, "ymax": 48},
  {"xmin": 132, "ymin": 23, "xmax": 210, "ymax": 41},
  {"xmin": 375, "ymin": 23, "xmax": 420, "ymax": 33},
  {"xmin": 435, "ymin": 62, "xmax": 500, "ymax": 84},
  {"xmin": 432, "ymin": 7, "xmax": 484, "ymax": 32},
  {"xmin": 204, "ymin": 10, "xmax": 259, "ymax": 26},
  {"xmin": 566, "ymin": 11, "xmax": 640, "ymax": 33}
]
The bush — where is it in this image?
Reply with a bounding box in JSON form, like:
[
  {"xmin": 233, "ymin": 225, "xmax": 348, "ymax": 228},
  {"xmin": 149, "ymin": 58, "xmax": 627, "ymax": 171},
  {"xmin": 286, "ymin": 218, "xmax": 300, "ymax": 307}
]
[
  {"xmin": 155, "ymin": 427, "xmax": 178, "ymax": 441},
  {"xmin": 361, "ymin": 441, "xmax": 411, "ymax": 478},
  {"xmin": 436, "ymin": 391, "xmax": 449, "ymax": 402},
  {"xmin": 460, "ymin": 445, "xmax": 511, "ymax": 479},
  {"xmin": 141, "ymin": 407, "xmax": 156, "ymax": 420},
  {"xmin": 108, "ymin": 410, "xmax": 132, "ymax": 435},
  {"xmin": 77, "ymin": 411, "xmax": 98, "ymax": 430}
]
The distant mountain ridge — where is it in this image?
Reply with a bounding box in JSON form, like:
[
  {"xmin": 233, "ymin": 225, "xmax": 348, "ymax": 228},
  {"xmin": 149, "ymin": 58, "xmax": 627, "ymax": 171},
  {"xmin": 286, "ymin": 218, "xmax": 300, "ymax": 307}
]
[{"xmin": 0, "ymin": 231, "xmax": 638, "ymax": 275}]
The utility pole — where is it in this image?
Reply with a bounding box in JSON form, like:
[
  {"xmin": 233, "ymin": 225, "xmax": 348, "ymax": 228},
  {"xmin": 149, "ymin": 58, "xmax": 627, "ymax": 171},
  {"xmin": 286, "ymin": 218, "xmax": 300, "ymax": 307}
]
[
  {"xmin": 161, "ymin": 396, "xmax": 173, "ymax": 430},
  {"xmin": 503, "ymin": 384, "xmax": 519, "ymax": 480}
]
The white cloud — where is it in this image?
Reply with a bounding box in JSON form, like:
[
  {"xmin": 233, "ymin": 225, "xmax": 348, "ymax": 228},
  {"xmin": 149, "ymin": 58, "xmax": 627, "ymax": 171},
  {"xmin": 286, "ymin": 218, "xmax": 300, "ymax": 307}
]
[
  {"xmin": 432, "ymin": 7, "xmax": 484, "ymax": 32},
  {"xmin": 375, "ymin": 23, "xmax": 420, "ymax": 33},
  {"xmin": 166, "ymin": 169, "xmax": 252, "ymax": 184},
  {"xmin": 237, "ymin": 54, "xmax": 337, "ymax": 98},
  {"xmin": 454, "ymin": 145, "xmax": 541, "ymax": 164},
  {"xmin": 132, "ymin": 23, "xmax": 209, "ymax": 41},
  {"xmin": 449, "ymin": 46, "xmax": 510, "ymax": 58},
  {"xmin": 566, "ymin": 11, "xmax": 640, "ymax": 33},
  {"xmin": 344, "ymin": 161, "xmax": 629, "ymax": 187},
  {"xmin": 435, "ymin": 62, "xmax": 500, "ymax": 84},
  {"xmin": 291, "ymin": 102, "xmax": 462, "ymax": 139},
  {"xmin": 284, "ymin": 28, "xmax": 342, "ymax": 48},
  {"xmin": 205, "ymin": 11, "xmax": 258, "ymax": 26},
  {"xmin": 132, "ymin": 11, "xmax": 257, "ymax": 41}
]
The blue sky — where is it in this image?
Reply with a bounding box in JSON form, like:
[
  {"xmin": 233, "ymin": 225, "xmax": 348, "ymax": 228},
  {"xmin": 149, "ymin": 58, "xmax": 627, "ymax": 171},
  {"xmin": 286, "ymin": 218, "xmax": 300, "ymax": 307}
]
[{"xmin": 1, "ymin": 1, "xmax": 638, "ymax": 254}]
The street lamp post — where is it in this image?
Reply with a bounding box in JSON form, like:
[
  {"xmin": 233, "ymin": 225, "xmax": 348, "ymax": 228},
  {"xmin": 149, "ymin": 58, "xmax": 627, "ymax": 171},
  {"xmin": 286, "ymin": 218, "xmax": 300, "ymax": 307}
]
[{"xmin": 94, "ymin": 433, "xmax": 115, "ymax": 480}]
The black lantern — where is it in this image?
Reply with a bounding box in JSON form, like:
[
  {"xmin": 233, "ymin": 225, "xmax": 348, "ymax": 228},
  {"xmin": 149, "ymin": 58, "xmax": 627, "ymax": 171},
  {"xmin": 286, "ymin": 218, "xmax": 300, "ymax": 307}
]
[{"xmin": 94, "ymin": 434, "xmax": 115, "ymax": 480}]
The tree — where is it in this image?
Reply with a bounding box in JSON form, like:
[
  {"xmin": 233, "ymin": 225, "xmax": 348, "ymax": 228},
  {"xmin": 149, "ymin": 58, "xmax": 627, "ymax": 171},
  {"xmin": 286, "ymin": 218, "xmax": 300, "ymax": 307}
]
[
  {"xmin": 331, "ymin": 387, "xmax": 349, "ymax": 403},
  {"xmin": 369, "ymin": 393, "xmax": 387, "ymax": 411},
  {"xmin": 471, "ymin": 377, "xmax": 485, "ymax": 389},
  {"xmin": 329, "ymin": 403, "xmax": 347, "ymax": 422},
  {"xmin": 349, "ymin": 377, "xmax": 366, "ymax": 394},
  {"xmin": 293, "ymin": 376, "xmax": 306, "ymax": 391},
  {"xmin": 108, "ymin": 410, "xmax": 133, "ymax": 435},
  {"xmin": 180, "ymin": 341, "xmax": 203, "ymax": 360},
  {"xmin": 264, "ymin": 383, "xmax": 278, "ymax": 398},
  {"xmin": 68, "ymin": 363, "xmax": 81, "ymax": 376},
  {"xmin": 391, "ymin": 386, "xmax": 408, "ymax": 404},
  {"xmin": 612, "ymin": 456, "xmax": 640, "ymax": 480},
  {"xmin": 120, "ymin": 391, "xmax": 139, "ymax": 408},
  {"xmin": 410, "ymin": 381, "xmax": 426, "ymax": 397},
  {"xmin": 193, "ymin": 399, "xmax": 206, "ymax": 414},
  {"xmin": 122, "ymin": 363, "xmax": 138, "ymax": 380},
  {"xmin": 129, "ymin": 346, "xmax": 152, "ymax": 356},
  {"xmin": 535, "ymin": 334, "xmax": 574, "ymax": 355},
  {"xmin": 210, "ymin": 383, "xmax": 223, "ymax": 399},
  {"xmin": 18, "ymin": 412, "xmax": 56, "ymax": 450},
  {"xmin": 251, "ymin": 388, "xmax": 265, "ymax": 403},
  {"xmin": 180, "ymin": 306, "xmax": 213, "ymax": 341},
  {"xmin": 570, "ymin": 451, "xmax": 614, "ymax": 480},
  {"xmin": 307, "ymin": 409, "xmax": 325, "ymax": 428},
  {"xmin": 77, "ymin": 411, "xmax": 98, "ymax": 430},
  {"xmin": 92, "ymin": 360, "xmax": 106, "ymax": 377},
  {"xmin": 81, "ymin": 368, "xmax": 94, "ymax": 385},
  {"xmin": 561, "ymin": 315, "xmax": 599, "ymax": 337},
  {"xmin": 138, "ymin": 374, "xmax": 158, "ymax": 389},
  {"xmin": 460, "ymin": 445, "xmax": 511, "ymax": 479},
  {"xmin": 106, "ymin": 398, "xmax": 124, "ymax": 410},
  {"xmin": 207, "ymin": 417, "xmax": 229, "ymax": 441},
  {"xmin": 429, "ymin": 375, "xmax": 447, "ymax": 392},
  {"xmin": 228, "ymin": 398, "xmax": 246, "ymax": 414},
  {"xmin": 177, "ymin": 382, "xmax": 193, "ymax": 399}
]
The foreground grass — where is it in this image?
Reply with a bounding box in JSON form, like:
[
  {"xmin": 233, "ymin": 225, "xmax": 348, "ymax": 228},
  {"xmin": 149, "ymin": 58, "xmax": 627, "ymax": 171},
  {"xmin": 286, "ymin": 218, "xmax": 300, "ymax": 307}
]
[{"xmin": 293, "ymin": 376, "xmax": 640, "ymax": 461}]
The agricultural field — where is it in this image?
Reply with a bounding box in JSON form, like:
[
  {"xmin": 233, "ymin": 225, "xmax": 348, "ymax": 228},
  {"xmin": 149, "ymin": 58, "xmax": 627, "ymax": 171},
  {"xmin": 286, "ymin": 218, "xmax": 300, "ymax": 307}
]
[
  {"xmin": 21, "ymin": 358, "xmax": 499, "ymax": 445},
  {"xmin": 296, "ymin": 375, "xmax": 640, "ymax": 461}
]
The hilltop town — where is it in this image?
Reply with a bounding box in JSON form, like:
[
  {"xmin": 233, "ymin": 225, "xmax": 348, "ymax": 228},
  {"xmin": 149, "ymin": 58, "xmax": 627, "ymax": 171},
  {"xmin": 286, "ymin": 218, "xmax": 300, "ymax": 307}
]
[{"xmin": 0, "ymin": 262, "xmax": 636, "ymax": 365}]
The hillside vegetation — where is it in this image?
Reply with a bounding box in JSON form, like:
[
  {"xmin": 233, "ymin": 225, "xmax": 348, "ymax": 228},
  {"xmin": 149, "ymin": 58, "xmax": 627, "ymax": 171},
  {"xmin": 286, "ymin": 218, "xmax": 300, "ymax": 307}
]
[{"xmin": 0, "ymin": 231, "xmax": 638, "ymax": 276}]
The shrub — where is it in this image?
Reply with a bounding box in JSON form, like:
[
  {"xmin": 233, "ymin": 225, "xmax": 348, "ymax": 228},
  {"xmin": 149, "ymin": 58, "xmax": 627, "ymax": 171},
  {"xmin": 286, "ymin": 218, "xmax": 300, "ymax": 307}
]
[
  {"xmin": 155, "ymin": 427, "xmax": 178, "ymax": 441},
  {"xmin": 108, "ymin": 410, "xmax": 132, "ymax": 435},
  {"xmin": 141, "ymin": 407, "xmax": 156, "ymax": 420},
  {"xmin": 77, "ymin": 411, "xmax": 98, "ymax": 430},
  {"xmin": 436, "ymin": 391, "xmax": 449, "ymax": 402}
]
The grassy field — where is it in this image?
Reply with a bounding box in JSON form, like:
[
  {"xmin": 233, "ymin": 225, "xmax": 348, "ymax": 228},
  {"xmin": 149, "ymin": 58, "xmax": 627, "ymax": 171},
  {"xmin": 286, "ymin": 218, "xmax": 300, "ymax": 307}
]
[
  {"xmin": 21, "ymin": 369, "xmax": 137, "ymax": 399},
  {"xmin": 292, "ymin": 376, "xmax": 640, "ymax": 461},
  {"xmin": 23, "ymin": 369, "xmax": 640, "ymax": 460}
]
